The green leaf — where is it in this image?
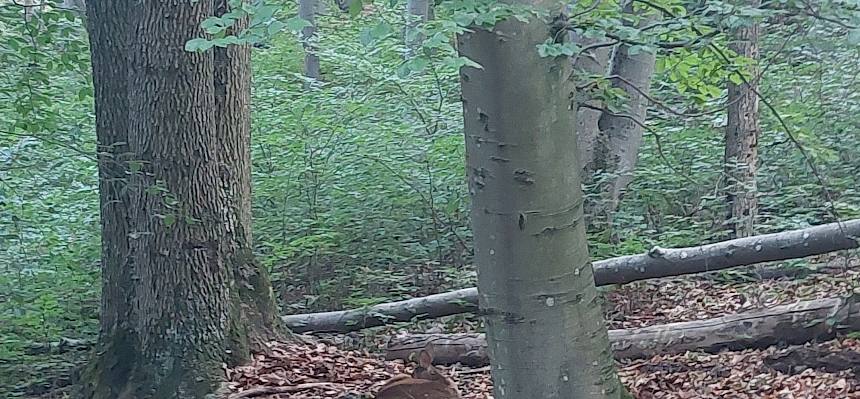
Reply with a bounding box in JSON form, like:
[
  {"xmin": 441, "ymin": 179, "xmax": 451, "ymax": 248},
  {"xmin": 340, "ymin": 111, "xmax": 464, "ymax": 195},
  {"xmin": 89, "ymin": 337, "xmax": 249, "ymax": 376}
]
[
  {"xmin": 359, "ymin": 28, "xmax": 375, "ymax": 47},
  {"xmin": 370, "ymin": 22, "xmax": 393, "ymax": 39},
  {"xmin": 213, "ymin": 36, "xmax": 242, "ymax": 47},
  {"xmin": 396, "ymin": 63, "xmax": 411, "ymax": 78},
  {"xmin": 267, "ymin": 20, "xmax": 287, "ymax": 36},
  {"xmin": 453, "ymin": 13, "xmax": 475, "ymax": 26},
  {"xmin": 251, "ymin": 5, "xmax": 279, "ymax": 26},
  {"xmin": 408, "ymin": 56, "xmax": 431, "ymax": 73},
  {"xmin": 185, "ymin": 38, "xmax": 214, "ymax": 52},
  {"xmin": 348, "ymin": 0, "xmax": 363, "ymax": 16},
  {"xmin": 728, "ymin": 73, "xmax": 743, "ymax": 85},
  {"xmin": 285, "ymin": 16, "xmax": 312, "ymax": 33},
  {"xmin": 849, "ymin": 29, "xmax": 860, "ymax": 45},
  {"xmin": 201, "ymin": 17, "xmax": 226, "ymax": 35}
]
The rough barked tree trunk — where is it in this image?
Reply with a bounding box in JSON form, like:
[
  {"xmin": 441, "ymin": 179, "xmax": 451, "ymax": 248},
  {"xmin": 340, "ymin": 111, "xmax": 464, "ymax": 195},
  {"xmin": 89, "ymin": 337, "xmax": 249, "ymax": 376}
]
[
  {"xmin": 457, "ymin": 4, "xmax": 628, "ymax": 398},
  {"xmin": 78, "ymin": 1, "xmax": 136, "ymax": 397},
  {"xmin": 213, "ymin": 0, "xmax": 285, "ymax": 353},
  {"xmin": 299, "ymin": 0, "xmax": 321, "ymax": 81},
  {"xmin": 123, "ymin": 4, "xmax": 236, "ymax": 394},
  {"xmin": 724, "ymin": 0, "xmax": 761, "ymax": 239},
  {"xmin": 592, "ymin": 2, "xmax": 659, "ymax": 237},
  {"xmin": 80, "ymin": 2, "xmax": 285, "ymax": 398}
]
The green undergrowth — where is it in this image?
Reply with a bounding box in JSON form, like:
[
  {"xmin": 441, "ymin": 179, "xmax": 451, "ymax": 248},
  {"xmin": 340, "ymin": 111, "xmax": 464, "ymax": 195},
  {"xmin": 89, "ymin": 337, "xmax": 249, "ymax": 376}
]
[{"xmin": 2, "ymin": 2, "xmax": 860, "ymax": 397}]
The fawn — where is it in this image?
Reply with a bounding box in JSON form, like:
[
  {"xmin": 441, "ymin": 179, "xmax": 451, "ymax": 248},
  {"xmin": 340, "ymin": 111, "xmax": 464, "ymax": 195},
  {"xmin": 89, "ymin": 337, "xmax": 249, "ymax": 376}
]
[{"xmin": 374, "ymin": 349, "xmax": 461, "ymax": 399}]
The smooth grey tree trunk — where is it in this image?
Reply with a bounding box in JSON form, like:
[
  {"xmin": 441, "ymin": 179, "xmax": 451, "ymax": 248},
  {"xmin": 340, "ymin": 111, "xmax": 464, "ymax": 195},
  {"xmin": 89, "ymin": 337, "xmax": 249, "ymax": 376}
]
[
  {"xmin": 299, "ymin": 0, "xmax": 321, "ymax": 81},
  {"xmin": 725, "ymin": 0, "xmax": 761, "ymax": 238},
  {"xmin": 457, "ymin": 4, "xmax": 628, "ymax": 398},
  {"xmin": 61, "ymin": 0, "xmax": 86, "ymax": 12},
  {"xmin": 405, "ymin": 0, "xmax": 431, "ymax": 56},
  {"xmin": 569, "ymin": 32, "xmax": 612, "ymax": 174},
  {"xmin": 593, "ymin": 3, "xmax": 659, "ymax": 235}
]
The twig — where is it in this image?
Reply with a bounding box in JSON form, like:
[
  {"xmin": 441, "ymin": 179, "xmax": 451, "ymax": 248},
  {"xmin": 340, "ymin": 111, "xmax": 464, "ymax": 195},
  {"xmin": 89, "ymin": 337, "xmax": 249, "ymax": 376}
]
[
  {"xmin": 570, "ymin": 39, "xmax": 620, "ymax": 67},
  {"xmin": 569, "ymin": 0, "xmax": 603, "ymax": 21},
  {"xmin": 580, "ymin": 104, "xmax": 702, "ymax": 187},
  {"xmin": 798, "ymin": 0, "xmax": 858, "ymax": 29},
  {"xmin": 228, "ymin": 383, "xmax": 344, "ymax": 399},
  {"xmin": 457, "ymin": 366, "xmax": 491, "ymax": 375},
  {"xmin": 0, "ymin": 129, "xmax": 96, "ymax": 161}
]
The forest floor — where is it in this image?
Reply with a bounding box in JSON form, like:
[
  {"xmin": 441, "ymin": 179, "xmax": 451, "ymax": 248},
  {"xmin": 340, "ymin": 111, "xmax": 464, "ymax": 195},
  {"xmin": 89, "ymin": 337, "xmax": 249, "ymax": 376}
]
[{"xmin": 8, "ymin": 254, "xmax": 860, "ymax": 398}]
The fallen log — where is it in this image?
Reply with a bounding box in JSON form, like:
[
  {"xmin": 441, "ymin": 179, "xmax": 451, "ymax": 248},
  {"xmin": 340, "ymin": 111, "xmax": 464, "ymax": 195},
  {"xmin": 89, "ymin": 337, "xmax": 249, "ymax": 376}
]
[
  {"xmin": 384, "ymin": 295, "xmax": 860, "ymax": 365},
  {"xmin": 24, "ymin": 336, "xmax": 94, "ymax": 355},
  {"xmin": 283, "ymin": 220, "xmax": 860, "ymax": 333}
]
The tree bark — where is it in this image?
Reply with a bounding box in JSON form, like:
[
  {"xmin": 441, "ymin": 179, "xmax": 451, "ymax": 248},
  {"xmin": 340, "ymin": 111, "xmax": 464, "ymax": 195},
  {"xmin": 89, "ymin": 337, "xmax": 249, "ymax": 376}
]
[
  {"xmin": 21, "ymin": 0, "xmax": 36, "ymax": 20},
  {"xmin": 299, "ymin": 0, "xmax": 321, "ymax": 81},
  {"xmin": 79, "ymin": 2, "xmax": 285, "ymax": 398},
  {"xmin": 282, "ymin": 219, "xmax": 860, "ymax": 333},
  {"xmin": 78, "ymin": 2, "xmax": 135, "ymax": 397},
  {"xmin": 457, "ymin": 4, "xmax": 627, "ymax": 398},
  {"xmin": 724, "ymin": 0, "xmax": 761, "ymax": 238},
  {"xmin": 570, "ymin": 31, "xmax": 612, "ymax": 175},
  {"xmin": 385, "ymin": 295, "xmax": 860, "ymax": 364},
  {"xmin": 213, "ymin": 0, "xmax": 286, "ymax": 351},
  {"xmin": 61, "ymin": 0, "xmax": 86, "ymax": 13},
  {"xmin": 405, "ymin": 0, "xmax": 430, "ymax": 56},
  {"xmin": 592, "ymin": 3, "xmax": 659, "ymax": 235}
]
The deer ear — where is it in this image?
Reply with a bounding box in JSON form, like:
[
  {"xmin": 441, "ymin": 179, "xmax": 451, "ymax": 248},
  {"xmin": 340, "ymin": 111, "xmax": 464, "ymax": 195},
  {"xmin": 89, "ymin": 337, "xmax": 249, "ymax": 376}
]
[{"xmin": 418, "ymin": 350, "xmax": 433, "ymax": 368}]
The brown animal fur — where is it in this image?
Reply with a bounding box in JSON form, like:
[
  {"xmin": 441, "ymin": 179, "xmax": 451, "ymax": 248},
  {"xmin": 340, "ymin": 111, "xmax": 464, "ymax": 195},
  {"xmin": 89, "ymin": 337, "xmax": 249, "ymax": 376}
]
[{"xmin": 374, "ymin": 350, "xmax": 461, "ymax": 399}]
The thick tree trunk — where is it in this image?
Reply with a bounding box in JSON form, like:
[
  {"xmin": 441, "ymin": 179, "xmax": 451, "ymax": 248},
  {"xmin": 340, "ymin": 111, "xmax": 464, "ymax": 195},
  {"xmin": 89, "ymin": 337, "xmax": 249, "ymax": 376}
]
[
  {"xmin": 457, "ymin": 5, "xmax": 627, "ymax": 398},
  {"xmin": 299, "ymin": 0, "xmax": 321, "ymax": 81},
  {"xmin": 724, "ymin": 0, "xmax": 761, "ymax": 238},
  {"xmin": 385, "ymin": 295, "xmax": 860, "ymax": 364},
  {"xmin": 592, "ymin": 3, "xmax": 659, "ymax": 235},
  {"xmin": 80, "ymin": 2, "xmax": 285, "ymax": 398},
  {"xmin": 282, "ymin": 219, "xmax": 860, "ymax": 332},
  {"xmin": 123, "ymin": 1, "xmax": 235, "ymax": 396}
]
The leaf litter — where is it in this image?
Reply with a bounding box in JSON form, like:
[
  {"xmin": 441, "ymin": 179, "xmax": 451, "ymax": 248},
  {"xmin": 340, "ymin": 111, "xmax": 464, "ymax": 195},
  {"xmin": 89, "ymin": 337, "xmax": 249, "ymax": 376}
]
[{"xmin": 227, "ymin": 258, "xmax": 860, "ymax": 398}]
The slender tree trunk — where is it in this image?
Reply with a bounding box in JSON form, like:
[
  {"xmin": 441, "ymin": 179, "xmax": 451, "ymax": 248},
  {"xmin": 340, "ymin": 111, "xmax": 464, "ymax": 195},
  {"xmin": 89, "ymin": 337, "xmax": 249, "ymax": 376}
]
[
  {"xmin": 405, "ymin": 0, "xmax": 430, "ymax": 56},
  {"xmin": 61, "ymin": 0, "xmax": 86, "ymax": 13},
  {"xmin": 457, "ymin": 4, "xmax": 628, "ymax": 398},
  {"xmin": 21, "ymin": 0, "xmax": 36, "ymax": 20},
  {"xmin": 80, "ymin": 2, "xmax": 285, "ymax": 398},
  {"xmin": 570, "ymin": 34, "xmax": 612, "ymax": 175},
  {"xmin": 592, "ymin": 3, "xmax": 659, "ymax": 237},
  {"xmin": 724, "ymin": 0, "xmax": 761, "ymax": 238},
  {"xmin": 299, "ymin": 0, "xmax": 321, "ymax": 81},
  {"xmin": 334, "ymin": 0, "xmax": 356, "ymax": 12}
]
